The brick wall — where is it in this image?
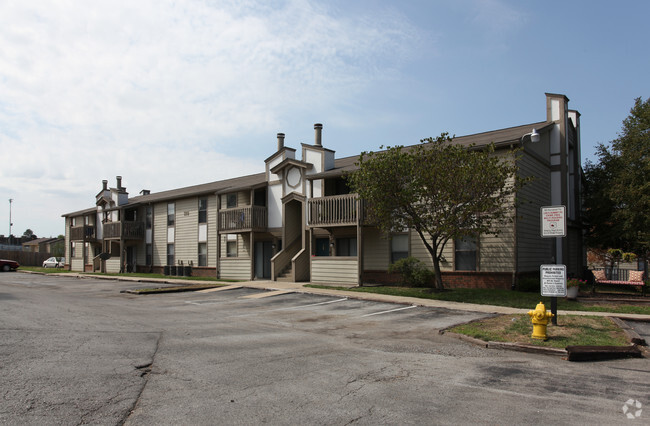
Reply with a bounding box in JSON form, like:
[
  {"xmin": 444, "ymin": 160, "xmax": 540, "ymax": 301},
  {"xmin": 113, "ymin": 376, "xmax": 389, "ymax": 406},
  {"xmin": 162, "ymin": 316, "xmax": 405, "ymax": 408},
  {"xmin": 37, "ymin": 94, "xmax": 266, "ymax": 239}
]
[{"xmin": 362, "ymin": 269, "xmax": 512, "ymax": 289}]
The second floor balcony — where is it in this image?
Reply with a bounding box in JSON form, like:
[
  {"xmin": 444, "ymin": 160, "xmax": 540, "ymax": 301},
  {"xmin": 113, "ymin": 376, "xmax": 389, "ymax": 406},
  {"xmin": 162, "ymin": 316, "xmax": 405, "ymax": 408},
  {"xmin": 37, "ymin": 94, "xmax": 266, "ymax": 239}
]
[
  {"xmin": 308, "ymin": 194, "xmax": 363, "ymax": 227},
  {"xmin": 103, "ymin": 221, "xmax": 145, "ymax": 240},
  {"xmin": 219, "ymin": 206, "xmax": 267, "ymax": 233},
  {"xmin": 70, "ymin": 225, "xmax": 96, "ymax": 241}
]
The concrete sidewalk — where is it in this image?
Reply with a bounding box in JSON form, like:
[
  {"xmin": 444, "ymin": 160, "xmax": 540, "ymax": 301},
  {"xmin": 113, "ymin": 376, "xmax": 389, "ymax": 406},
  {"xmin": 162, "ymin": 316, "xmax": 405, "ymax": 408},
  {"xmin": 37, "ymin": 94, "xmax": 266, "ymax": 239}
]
[
  {"xmin": 228, "ymin": 279, "xmax": 650, "ymax": 321},
  {"xmin": 26, "ymin": 271, "xmax": 650, "ymax": 320}
]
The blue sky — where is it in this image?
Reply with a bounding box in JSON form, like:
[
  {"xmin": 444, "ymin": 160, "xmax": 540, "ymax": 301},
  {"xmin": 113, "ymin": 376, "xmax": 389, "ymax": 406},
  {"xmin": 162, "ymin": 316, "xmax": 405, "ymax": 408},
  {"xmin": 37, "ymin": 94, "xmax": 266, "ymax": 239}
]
[{"xmin": 1, "ymin": 0, "xmax": 649, "ymax": 238}]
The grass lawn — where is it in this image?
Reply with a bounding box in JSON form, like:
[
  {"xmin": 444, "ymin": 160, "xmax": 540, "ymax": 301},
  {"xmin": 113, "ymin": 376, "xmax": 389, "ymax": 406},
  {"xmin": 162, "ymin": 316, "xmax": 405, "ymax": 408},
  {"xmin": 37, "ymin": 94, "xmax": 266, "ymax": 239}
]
[
  {"xmin": 19, "ymin": 266, "xmax": 75, "ymax": 274},
  {"xmin": 305, "ymin": 285, "xmax": 650, "ymax": 315},
  {"xmin": 448, "ymin": 314, "xmax": 630, "ymax": 348},
  {"xmin": 19, "ymin": 267, "xmax": 238, "ymax": 283}
]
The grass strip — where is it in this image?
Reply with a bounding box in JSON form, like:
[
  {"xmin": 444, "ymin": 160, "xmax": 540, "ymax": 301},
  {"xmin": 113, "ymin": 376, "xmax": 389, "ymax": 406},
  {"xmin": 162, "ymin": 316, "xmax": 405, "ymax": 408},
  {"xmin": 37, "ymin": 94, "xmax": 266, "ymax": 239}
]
[
  {"xmin": 448, "ymin": 314, "xmax": 630, "ymax": 348},
  {"xmin": 123, "ymin": 283, "xmax": 226, "ymax": 294},
  {"xmin": 19, "ymin": 267, "xmax": 238, "ymax": 282},
  {"xmin": 305, "ymin": 285, "xmax": 650, "ymax": 315}
]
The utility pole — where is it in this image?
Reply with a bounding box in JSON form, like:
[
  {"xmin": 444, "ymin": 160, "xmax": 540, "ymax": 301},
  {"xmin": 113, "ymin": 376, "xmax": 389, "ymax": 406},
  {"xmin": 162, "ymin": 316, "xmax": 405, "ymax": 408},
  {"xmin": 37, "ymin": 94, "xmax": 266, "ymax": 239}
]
[{"xmin": 8, "ymin": 198, "xmax": 13, "ymax": 237}]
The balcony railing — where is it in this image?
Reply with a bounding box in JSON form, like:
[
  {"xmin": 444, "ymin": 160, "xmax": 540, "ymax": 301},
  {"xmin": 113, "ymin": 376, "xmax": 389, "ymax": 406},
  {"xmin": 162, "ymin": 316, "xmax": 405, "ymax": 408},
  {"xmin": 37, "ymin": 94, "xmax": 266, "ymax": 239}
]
[
  {"xmin": 70, "ymin": 225, "xmax": 96, "ymax": 241},
  {"xmin": 308, "ymin": 194, "xmax": 363, "ymax": 227},
  {"xmin": 103, "ymin": 221, "xmax": 145, "ymax": 240},
  {"xmin": 219, "ymin": 206, "xmax": 267, "ymax": 232}
]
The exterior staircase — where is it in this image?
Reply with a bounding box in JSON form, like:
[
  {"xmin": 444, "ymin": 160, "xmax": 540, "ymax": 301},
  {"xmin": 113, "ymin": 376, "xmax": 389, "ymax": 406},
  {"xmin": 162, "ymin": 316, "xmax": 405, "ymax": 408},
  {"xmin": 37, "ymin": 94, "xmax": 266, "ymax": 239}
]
[{"xmin": 276, "ymin": 264, "xmax": 293, "ymax": 282}]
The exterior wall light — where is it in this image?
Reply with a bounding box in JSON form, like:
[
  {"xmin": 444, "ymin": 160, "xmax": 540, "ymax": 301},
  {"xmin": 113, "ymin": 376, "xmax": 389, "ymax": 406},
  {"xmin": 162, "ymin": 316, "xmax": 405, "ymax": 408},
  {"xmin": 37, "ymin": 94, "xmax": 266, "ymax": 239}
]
[{"xmin": 521, "ymin": 128, "xmax": 540, "ymax": 143}]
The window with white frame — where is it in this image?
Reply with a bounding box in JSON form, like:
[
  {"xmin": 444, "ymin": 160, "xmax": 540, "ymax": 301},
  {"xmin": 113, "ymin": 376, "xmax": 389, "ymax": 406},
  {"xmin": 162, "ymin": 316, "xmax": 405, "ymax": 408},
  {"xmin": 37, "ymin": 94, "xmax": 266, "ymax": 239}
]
[
  {"xmin": 227, "ymin": 193, "xmax": 237, "ymax": 209},
  {"xmin": 454, "ymin": 236, "xmax": 478, "ymax": 271},
  {"xmin": 198, "ymin": 198, "xmax": 207, "ymax": 223},
  {"xmin": 198, "ymin": 243, "xmax": 207, "ymax": 266},
  {"xmin": 167, "ymin": 243, "xmax": 174, "ymax": 266},
  {"xmin": 391, "ymin": 234, "xmax": 408, "ymax": 263},
  {"xmin": 226, "ymin": 235, "xmax": 237, "ymax": 257},
  {"xmin": 167, "ymin": 203, "xmax": 175, "ymax": 226}
]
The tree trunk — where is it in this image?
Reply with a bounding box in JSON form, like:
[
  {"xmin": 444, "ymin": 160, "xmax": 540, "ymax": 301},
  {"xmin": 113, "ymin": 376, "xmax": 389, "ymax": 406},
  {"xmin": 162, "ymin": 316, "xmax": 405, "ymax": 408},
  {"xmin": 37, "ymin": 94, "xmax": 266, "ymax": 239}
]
[{"xmin": 432, "ymin": 254, "xmax": 444, "ymax": 290}]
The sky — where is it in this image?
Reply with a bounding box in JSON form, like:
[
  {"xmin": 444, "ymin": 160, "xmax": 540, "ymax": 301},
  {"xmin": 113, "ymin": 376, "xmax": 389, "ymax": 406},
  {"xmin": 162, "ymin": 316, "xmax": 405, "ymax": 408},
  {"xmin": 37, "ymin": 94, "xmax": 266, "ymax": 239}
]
[{"xmin": 1, "ymin": 0, "xmax": 649, "ymax": 238}]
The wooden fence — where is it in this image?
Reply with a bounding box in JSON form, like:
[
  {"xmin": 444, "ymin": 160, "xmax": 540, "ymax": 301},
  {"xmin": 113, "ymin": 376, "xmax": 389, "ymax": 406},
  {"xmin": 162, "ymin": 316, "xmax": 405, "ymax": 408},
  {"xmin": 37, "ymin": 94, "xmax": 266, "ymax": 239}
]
[{"xmin": 0, "ymin": 250, "xmax": 51, "ymax": 267}]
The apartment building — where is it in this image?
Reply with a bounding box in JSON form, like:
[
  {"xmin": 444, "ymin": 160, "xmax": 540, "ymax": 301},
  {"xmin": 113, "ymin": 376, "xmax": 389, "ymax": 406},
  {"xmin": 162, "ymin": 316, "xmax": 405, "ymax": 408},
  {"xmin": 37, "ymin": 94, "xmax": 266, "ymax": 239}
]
[{"xmin": 63, "ymin": 93, "xmax": 584, "ymax": 288}]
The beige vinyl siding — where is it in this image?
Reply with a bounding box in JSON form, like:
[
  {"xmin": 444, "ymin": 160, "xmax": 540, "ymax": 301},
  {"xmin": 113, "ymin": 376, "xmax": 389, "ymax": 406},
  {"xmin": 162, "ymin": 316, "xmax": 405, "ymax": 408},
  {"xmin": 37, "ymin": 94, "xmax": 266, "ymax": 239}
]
[
  {"xmin": 362, "ymin": 228, "xmax": 389, "ymax": 270},
  {"xmin": 478, "ymin": 227, "xmax": 514, "ymax": 272},
  {"xmin": 207, "ymin": 196, "xmax": 218, "ymax": 267},
  {"xmin": 311, "ymin": 257, "xmax": 358, "ymax": 284},
  {"xmin": 64, "ymin": 217, "xmax": 71, "ymax": 266},
  {"xmin": 174, "ymin": 197, "xmax": 199, "ymax": 265},
  {"xmin": 153, "ymin": 202, "xmax": 168, "ymax": 266},
  {"xmin": 410, "ymin": 230, "xmax": 454, "ymax": 272},
  {"xmin": 220, "ymin": 258, "xmax": 251, "ymax": 280},
  {"xmin": 516, "ymin": 152, "xmax": 553, "ymax": 272},
  {"xmin": 70, "ymin": 258, "xmax": 84, "ymax": 271},
  {"xmin": 105, "ymin": 258, "xmax": 120, "ymax": 273}
]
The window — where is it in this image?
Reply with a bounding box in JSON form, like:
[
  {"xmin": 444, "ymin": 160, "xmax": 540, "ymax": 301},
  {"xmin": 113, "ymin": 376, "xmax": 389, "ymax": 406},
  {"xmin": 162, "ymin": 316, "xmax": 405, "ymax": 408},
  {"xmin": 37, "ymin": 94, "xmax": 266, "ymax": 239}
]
[
  {"xmin": 336, "ymin": 237, "xmax": 357, "ymax": 256},
  {"xmin": 71, "ymin": 242, "xmax": 76, "ymax": 258},
  {"xmin": 198, "ymin": 199, "xmax": 207, "ymax": 223},
  {"xmin": 455, "ymin": 236, "xmax": 477, "ymax": 271},
  {"xmin": 226, "ymin": 241, "xmax": 237, "ymax": 257},
  {"xmin": 198, "ymin": 243, "xmax": 207, "ymax": 266},
  {"xmin": 391, "ymin": 234, "xmax": 408, "ymax": 263},
  {"xmin": 146, "ymin": 244, "xmax": 152, "ymax": 265},
  {"xmin": 146, "ymin": 206, "xmax": 152, "ymax": 229},
  {"xmin": 227, "ymin": 193, "xmax": 237, "ymax": 209},
  {"xmin": 167, "ymin": 203, "xmax": 175, "ymax": 226},
  {"xmin": 167, "ymin": 243, "xmax": 174, "ymax": 266}
]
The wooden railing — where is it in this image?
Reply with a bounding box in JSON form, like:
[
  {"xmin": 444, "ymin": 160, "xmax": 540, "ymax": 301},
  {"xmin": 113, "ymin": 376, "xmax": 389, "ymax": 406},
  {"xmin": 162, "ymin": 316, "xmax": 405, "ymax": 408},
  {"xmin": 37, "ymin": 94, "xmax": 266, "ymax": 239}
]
[
  {"xmin": 308, "ymin": 194, "xmax": 362, "ymax": 227},
  {"xmin": 103, "ymin": 221, "xmax": 145, "ymax": 239},
  {"xmin": 70, "ymin": 225, "xmax": 96, "ymax": 241},
  {"xmin": 219, "ymin": 206, "xmax": 267, "ymax": 232}
]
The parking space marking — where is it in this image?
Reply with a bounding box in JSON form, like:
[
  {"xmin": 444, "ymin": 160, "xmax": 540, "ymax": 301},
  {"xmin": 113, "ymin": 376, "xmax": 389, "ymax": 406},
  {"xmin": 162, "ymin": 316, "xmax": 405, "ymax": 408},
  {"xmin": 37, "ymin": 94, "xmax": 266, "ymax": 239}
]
[
  {"xmin": 360, "ymin": 305, "xmax": 417, "ymax": 317},
  {"xmin": 241, "ymin": 290, "xmax": 295, "ymax": 299},
  {"xmin": 185, "ymin": 299, "xmax": 224, "ymax": 306},
  {"xmin": 273, "ymin": 297, "xmax": 348, "ymax": 311},
  {"xmin": 197, "ymin": 285, "xmax": 242, "ymax": 293}
]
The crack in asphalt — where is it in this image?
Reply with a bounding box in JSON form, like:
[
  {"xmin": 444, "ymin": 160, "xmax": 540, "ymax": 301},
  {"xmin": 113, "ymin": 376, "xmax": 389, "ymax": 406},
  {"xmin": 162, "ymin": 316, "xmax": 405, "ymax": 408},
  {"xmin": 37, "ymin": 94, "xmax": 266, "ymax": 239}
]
[{"xmin": 120, "ymin": 331, "xmax": 162, "ymax": 425}]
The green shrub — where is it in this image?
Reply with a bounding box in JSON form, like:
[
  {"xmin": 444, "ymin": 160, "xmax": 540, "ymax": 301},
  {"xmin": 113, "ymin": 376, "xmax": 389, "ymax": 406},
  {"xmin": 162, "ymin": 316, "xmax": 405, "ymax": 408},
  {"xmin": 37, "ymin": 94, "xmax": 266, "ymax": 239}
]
[{"xmin": 388, "ymin": 257, "xmax": 435, "ymax": 287}]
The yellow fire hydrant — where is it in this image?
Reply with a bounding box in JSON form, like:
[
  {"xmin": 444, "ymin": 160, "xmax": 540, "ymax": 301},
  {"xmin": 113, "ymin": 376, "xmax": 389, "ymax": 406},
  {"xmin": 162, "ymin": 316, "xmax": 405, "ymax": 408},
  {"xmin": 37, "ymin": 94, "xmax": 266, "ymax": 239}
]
[{"xmin": 528, "ymin": 301, "xmax": 554, "ymax": 340}]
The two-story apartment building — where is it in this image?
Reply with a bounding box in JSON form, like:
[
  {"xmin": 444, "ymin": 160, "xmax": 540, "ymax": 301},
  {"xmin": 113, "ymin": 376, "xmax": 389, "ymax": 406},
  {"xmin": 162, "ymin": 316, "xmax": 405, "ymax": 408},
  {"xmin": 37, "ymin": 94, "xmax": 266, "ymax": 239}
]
[{"xmin": 63, "ymin": 93, "xmax": 585, "ymax": 288}]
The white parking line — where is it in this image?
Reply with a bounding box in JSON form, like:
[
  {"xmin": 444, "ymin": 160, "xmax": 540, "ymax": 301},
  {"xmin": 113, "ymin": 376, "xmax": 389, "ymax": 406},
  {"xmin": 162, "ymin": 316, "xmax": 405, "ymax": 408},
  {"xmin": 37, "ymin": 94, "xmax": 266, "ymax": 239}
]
[
  {"xmin": 275, "ymin": 297, "xmax": 348, "ymax": 311},
  {"xmin": 360, "ymin": 305, "xmax": 417, "ymax": 317},
  {"xmin": 185, "ymin": 299, "xmax": 224, "ymax": 306}
]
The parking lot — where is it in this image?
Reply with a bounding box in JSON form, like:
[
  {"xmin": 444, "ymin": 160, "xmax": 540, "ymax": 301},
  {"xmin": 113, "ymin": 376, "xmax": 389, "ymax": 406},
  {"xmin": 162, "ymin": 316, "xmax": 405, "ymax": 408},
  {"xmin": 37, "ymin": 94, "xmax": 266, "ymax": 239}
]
[{"xmin": 1, "ymin": 272, "xmax": 648, "ymax": 424}]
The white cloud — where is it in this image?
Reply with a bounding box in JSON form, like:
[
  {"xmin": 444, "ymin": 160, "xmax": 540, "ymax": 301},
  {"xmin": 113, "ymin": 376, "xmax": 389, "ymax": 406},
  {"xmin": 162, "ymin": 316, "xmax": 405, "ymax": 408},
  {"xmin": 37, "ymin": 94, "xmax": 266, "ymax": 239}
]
[{"xmin": 0, "ymin": 0, "xmax": 420, "ymax": 236}]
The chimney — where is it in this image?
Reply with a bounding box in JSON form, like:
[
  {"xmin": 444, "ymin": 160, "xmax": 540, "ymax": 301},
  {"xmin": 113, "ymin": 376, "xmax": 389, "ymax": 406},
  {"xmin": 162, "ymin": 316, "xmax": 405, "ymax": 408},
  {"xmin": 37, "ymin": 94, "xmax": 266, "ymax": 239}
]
[
  {"xmin": 277, "ymin": 133, "xmax": 285, "ymax": 151},
  {"xmin": 116, "ymin": 176, "xmax": 122, "ymax": 190},
  {"xmin": 102, "ymin": 180, "xmax": 108, "ymax": 191},
  {"xmin": 314, "ymin": 123, "xmax": 322, "ymax": 146}
]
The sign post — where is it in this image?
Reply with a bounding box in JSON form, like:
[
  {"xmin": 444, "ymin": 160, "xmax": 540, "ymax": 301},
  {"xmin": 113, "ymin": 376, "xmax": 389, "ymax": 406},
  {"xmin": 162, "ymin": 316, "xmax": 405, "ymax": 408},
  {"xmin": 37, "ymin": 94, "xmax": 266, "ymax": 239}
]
[{"xmin": 540, "ymin": 206, "xmax": 567, "ymax": 325}]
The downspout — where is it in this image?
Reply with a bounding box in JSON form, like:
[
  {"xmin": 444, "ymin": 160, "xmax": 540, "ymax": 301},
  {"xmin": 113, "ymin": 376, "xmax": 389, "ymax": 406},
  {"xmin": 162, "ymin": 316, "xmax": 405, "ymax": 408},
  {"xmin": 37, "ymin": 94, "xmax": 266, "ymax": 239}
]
[
  {"xmin": 512, "ymin": 143, "xmax": 519, "ymax": 290},
  {"xmin": 216, "ymin": 193, "xmax": 221, "ymax": 278}
]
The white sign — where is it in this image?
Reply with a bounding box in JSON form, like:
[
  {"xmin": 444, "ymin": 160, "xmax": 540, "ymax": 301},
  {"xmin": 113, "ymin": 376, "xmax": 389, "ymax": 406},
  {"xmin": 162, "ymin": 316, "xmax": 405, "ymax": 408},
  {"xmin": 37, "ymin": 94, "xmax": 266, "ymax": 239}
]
[
  {"xmin": 540, "ymin": 264, "xmax": 566, "ymax": 297},
  {"xmin": 541, "ymin": 205, "xmax": 566, "ymax": 238}
]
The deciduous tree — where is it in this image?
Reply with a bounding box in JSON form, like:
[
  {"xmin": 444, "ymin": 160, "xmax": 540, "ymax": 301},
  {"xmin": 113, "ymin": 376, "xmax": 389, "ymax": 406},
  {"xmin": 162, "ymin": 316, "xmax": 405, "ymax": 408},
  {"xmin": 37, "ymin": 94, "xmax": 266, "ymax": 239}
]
[
  {"xmin": 585, "ymin": 97, "xmax": 649, "ymax": 261},
  {"xmin": 347, "ymin": 134, "xmax": 524, "ymax": 290}
]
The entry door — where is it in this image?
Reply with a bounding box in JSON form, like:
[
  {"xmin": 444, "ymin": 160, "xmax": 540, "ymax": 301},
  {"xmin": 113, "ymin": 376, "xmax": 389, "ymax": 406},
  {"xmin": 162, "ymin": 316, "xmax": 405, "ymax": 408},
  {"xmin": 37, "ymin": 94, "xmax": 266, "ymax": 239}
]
[
  {"xmin": 126, "ymin": 246, "xmax": 136, "ymax": 272},
  {"xmin": 315, "ymin": 238, "xmax": 329, "ymax": 257},
  {"xmin": 255, "ymin": 241, "xmax": 273, "ymax": 279}
]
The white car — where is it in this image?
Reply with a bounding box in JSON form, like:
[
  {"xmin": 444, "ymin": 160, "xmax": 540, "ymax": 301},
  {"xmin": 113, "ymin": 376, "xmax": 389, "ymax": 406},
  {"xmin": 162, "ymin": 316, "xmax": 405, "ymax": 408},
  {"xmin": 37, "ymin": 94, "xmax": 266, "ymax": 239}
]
[{"xmin": 43, "ymin": 257, "xmax": 64, "ymax": 268}]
